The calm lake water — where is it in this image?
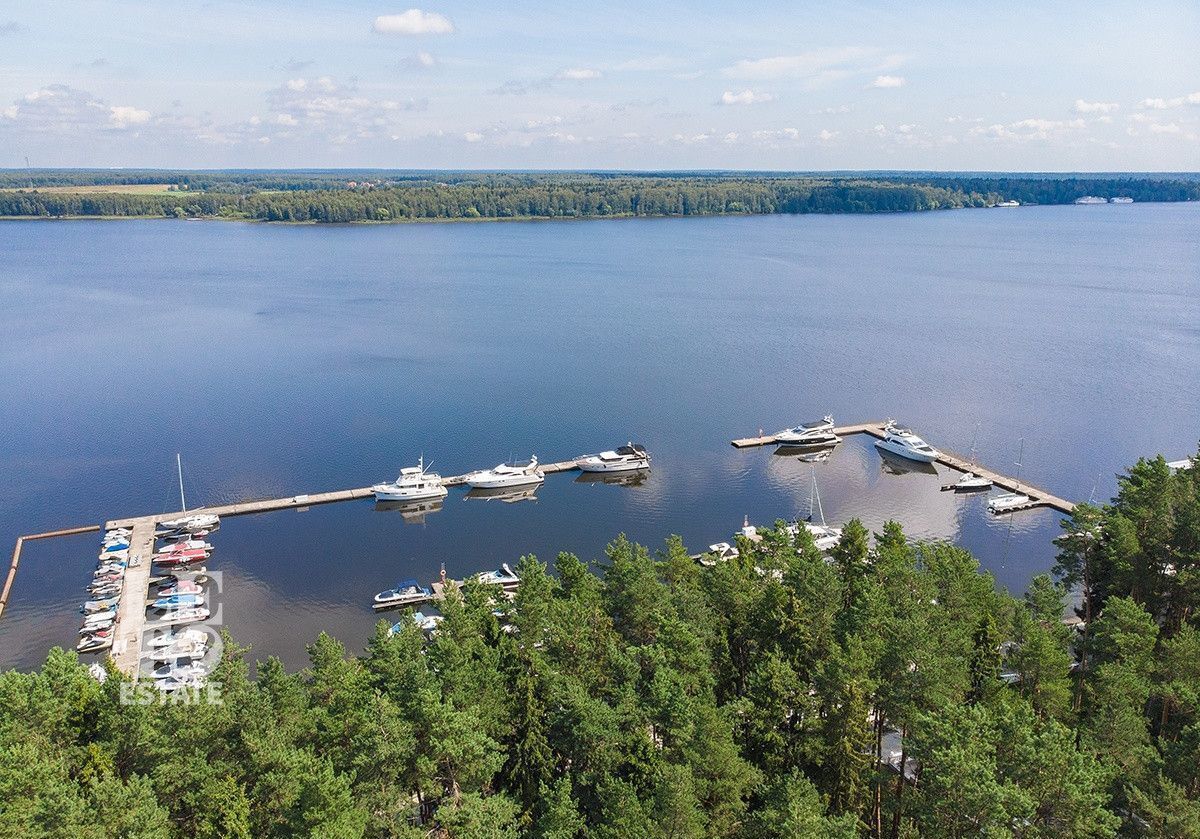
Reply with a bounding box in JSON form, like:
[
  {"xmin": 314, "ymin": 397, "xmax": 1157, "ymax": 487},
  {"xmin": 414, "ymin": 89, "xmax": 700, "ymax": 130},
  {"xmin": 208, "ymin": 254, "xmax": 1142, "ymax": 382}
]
[{"xmin": 2, "ymin": 203, "xmax": 1198, "ymax": 670}]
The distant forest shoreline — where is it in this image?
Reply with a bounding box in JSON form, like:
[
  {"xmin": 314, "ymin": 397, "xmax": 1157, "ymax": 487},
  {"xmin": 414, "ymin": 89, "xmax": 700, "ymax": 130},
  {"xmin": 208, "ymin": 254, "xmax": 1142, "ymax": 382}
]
[{"xmin": 0, "ymin": 170, "xmax": 1197, "ymax": 224}]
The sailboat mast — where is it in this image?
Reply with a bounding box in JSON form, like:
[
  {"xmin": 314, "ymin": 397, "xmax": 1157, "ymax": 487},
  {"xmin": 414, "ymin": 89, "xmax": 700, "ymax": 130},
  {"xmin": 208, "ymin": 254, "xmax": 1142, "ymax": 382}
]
[
  {"xmin": 1014, "ymin": 438, "xmax": 1024, "ymax": 494},
  {"xmin": 177, "ymin": 453, "xmax": 187, "ymax": 512}
]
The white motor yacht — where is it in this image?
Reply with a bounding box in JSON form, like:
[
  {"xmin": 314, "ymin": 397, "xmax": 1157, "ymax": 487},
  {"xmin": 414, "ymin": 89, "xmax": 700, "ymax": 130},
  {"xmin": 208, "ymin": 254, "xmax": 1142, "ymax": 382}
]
[
  {"xmin": 774, "ymin": 415, "xmax": 841, "ymax": 448},
  {"xmin": 476, "ymin": 563, "xmax": 521, "ymax": 588},
  {"xmin": 466, "ymin": 456, "xmax": 544, "ymax": 489},
  {"xmin": 148, "ymin": 627, "xmax": 209, "ymax": 648},
  {"xmin": 874, "ymin": 421, "xmax": 939, "ymax": 463},
  {"xmin": 578, "ymin": 443, "xmax": 651, "ymax": 473},
  {"xmin": 372, "ymin": 456, "xmax": 449, "ymax": 502}
]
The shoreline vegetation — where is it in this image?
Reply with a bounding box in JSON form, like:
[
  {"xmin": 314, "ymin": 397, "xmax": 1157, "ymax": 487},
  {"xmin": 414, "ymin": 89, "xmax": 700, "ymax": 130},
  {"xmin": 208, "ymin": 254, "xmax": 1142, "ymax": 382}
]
[
  {"xmin": 2, "ymin": 452, "xmax": 1198, "ymax": 837},
  {"xmin": 0, "ymin": 170, "xmax": 1198, "ymax": 224}
]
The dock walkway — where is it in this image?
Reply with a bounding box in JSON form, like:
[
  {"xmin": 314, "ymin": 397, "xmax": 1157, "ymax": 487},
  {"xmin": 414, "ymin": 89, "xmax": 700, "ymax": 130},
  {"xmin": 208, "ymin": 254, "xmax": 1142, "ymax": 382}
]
[
  {"xmin": 732, "ymin": 422, "xmax": 1075, "ymax": 515},
  {"xmin": 107, "ymin": 520, "xmax": 155, "ymax": 679}
]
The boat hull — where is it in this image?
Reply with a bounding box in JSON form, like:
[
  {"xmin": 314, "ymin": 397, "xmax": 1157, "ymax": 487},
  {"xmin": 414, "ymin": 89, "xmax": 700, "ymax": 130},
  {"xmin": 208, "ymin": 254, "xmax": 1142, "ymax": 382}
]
[
  {"xmin": 875, "ymin": 438, "xmax": 938, "ymax": 463},
  {"xmin": 372, "ymin": 485, "xmax": 449, "ymax": 502},
  {"xmin": 466, "ymin": 473, "xmax": 544, "ymax": 489},
  {"xmin": 577, "ymin": 458, "xmax": 650, "ymax": 473}
]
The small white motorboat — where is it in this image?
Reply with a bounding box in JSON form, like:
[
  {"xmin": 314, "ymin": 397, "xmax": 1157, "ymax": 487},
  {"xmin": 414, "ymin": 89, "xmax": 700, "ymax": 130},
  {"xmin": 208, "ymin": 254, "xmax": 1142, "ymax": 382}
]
[
  {"xmin": 144, "ymin": 637, "xmax": 210, "ymax": 661},
  {"xmin": 157, "ymin": 539, "xmax": 212, "ymax": 554},
  {"xmin": 372, "ymin": 456, "xmax": 449, "ymax": 502},
  {"xmin": 874, "ymin": 421, "xmax": 939, "ymax": 463},
  {"xmin": 466, "ymin": 456, "xmax": 544, "ymax": 490},
  {"xmin": 148, "ymin": 627, "xmax": 209, "ymax": 648},
  {"xmin": 373, "ymin": 579, "xmax": 434, "ymax": 609},
  {"xmin": 153, "ymin": 606, "xmax": 211, "ymax": 626},
  {"xmin": 77, "ymin": 633, "xmax": 113, "ymax": 653},
  {"xmin": 775, "ymin": 415, "xmax": 841, "ymax": 448},
  {"xmin": 577, "ymin": 443, "xmax": 651, "ymax": 473},
  {"xmin": 476, "ymin": 563, "xmax": 521, "ymax": 588},
  {"xmin": 156, "ymin": 580, "xmax": 204, "ymax": 597},
  {"xmin": 988, "ymin": 492, "xmax": 1032, "ymax": 514},
  {"xmin": 159, "ymin": 513, "xmax": 220, "ymax": 533},
  {"xmin": 151, "ymin": 659, "xmax": 211, "ymax": 681},
  {"xmin": 954, "ymin": 472, "xmax": 993, "ymax": 492},
  {"xmin": 154, "ymin": 674, "xmax": 207, "ymax": 692}
]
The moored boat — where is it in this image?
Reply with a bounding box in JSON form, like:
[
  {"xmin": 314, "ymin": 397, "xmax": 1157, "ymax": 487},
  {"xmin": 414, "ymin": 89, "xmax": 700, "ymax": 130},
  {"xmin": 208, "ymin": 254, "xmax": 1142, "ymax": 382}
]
[
  {"xmin": 151, "ymin": 593, "xmax": 205, "ymax": 610},
  {"xmin": 373, "ymin": 579, "xmax": 433, "ymax": 609},
  {"xmin": 874, "ymin": 421, "xmax": 939, "ymax": 463},
  {"xmin": 774, "ymin": 415, "xmax": 841, "ymax": 448},
  {"xmin": 466, "ymin": 457, "xmax": 544, "ymax": 489},
  {"xmin": 372, "ymin": 456, "xmax": 449, "ymax": 502},
  {"xmin": 988, "ymin": 491, "xmax": 1032, "ymax": 514},
  {"xmin": 476, "ymin": 563, "xmax": 521, "ymax": 588},
  {"xmin": 577, "ymin": 443, "xmax": 651, "ymax": 473}
]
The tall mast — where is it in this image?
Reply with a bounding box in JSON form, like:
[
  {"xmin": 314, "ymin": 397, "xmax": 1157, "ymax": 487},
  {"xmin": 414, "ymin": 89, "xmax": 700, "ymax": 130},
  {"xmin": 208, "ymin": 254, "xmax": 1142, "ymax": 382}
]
[{"xmin": 177, "ymin": 453, "xmax": 187, "ymax": 512}]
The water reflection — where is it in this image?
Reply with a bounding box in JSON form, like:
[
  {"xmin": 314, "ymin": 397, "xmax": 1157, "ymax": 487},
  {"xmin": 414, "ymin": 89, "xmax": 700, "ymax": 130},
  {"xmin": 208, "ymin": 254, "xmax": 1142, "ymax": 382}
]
[
  {"xmin": 774, "ymin": 445, "xmax": 837, "ymax": 463},
  {"xmin": 374, "ymin": 498, "xmax": 445, "ymax": 524},
  {"xmin": 574, "ymin": 470, "xmax": 650, "ymax": 487},
  {"xmin": 463, "ymin": 486, "xmax": 540, "ymax": 503}
]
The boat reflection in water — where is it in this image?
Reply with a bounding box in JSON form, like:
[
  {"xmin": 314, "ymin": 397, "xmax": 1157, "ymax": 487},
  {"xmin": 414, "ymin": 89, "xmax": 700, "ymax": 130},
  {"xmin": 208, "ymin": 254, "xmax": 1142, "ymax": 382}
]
[
  {"xmin": 774, "ymin": 444, "xmax": 836, "ymax": 463},
  {"xmin": 574, "ymin": 470, "xmax": 649, "ymax": 488},
  {"xmin": 374, "ymin": 497, "xmax": 445, "ymax": 524},
  {"xmin": 878, "ymin": 449, "xmax": 939, "ymax": 477},
  {"xmin": 463, "ymin": 485, "xmax": 540, "ymax": 504}
]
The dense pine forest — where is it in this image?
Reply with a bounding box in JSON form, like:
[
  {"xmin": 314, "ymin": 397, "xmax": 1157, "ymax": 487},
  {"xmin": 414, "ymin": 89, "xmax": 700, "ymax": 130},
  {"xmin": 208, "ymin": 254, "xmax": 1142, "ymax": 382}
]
[
  {"xmin": 0, "ymin": 171, "xmax": 1197, "ymax": 223},
  {"xmin": 2, "ymin": 452, "xmax": 1198, "ymax": 838}
]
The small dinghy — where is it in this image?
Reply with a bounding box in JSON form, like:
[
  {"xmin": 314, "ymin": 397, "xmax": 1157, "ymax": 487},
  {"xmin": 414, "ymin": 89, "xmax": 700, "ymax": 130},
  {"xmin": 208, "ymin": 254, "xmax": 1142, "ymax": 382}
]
[{"xmin": 373, "ymin": 579, "xmax": 433, "ymax": 609}]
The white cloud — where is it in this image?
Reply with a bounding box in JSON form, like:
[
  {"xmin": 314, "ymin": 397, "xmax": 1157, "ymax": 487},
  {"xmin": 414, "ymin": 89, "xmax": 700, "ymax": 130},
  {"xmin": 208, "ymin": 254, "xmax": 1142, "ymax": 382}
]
[
  {"xmin": 523, "ymin": 115, "xmax": 563, "ymax": 130},
  {"xmin": 613, "ymin": 56, "xmax": 678, "ymax": 72},
  {"xmin": 722, "ymin": 48, "xmax": 865, "ymax": 80},
  {"xmin": 970, "ymin": 117, "xmax": 1086, "ymax": 141},
  {"xmin": 109, "ymin": 105, "xmax": 150, "ymax": 128},
  {"xmin": 274, "ymin": 113, "xmax": 298, "ymax": 126},
  {"xmin": 1074, "ymin": 99, "xmax": 1118, "ymax": 114},
  {"xmin": 463, "ymin": 131, "xmax": 484, "ymax": 142},
  {"xmin": 372, "ymin": 9, "xmax": 454, "ymax": 36},
  {"xmin": 416, "ymin": 51, "xmax": 435, "ymax": 67},
  {"xmin": 719, "ymin": 89, "xmax": 774, "ymax": 106},
  {"xmin": 1141, "ymin": 92, "xmax": 1200, "ymax": 109},
  {"xmin": 722, "ymin": 132, "xmax": 738, "ymax": 143},
  {"xmin": 286, "ymin": 78, "xmax": 307, "ymax": 92},
  {"xmin": 1149, "ymin": 122, "xmax": 1182, "ymax": 134},
  {"xmin": 871, "ymin": 75, "xmax": 906, "ymax": 89},
  {"xmin": 556, "ymin": 68, "xmax": 601, "ymax": 81},
  {"xmin": 817, "ymin": 129, "xmax": 839, "ymax": 141},
  {"xmin": 811, "ymin": 104, "xmax": 851, "ymax": 115}
]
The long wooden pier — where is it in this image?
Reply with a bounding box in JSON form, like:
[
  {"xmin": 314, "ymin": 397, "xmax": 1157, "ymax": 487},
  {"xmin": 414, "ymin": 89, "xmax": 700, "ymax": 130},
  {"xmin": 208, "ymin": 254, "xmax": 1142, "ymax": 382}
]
[
  {"xmin": 733, "ymin": 421, "xmax": 1075, "ymax": 515},
  {"xmin": 98, "ymin": 458, "xmax": 585, "ymax": 677}
]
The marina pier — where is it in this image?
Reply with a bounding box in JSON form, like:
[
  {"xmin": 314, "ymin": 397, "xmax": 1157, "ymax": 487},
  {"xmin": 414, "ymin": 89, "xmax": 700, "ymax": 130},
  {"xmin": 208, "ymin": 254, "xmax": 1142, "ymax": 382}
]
[
  {"xmin": 732, "ymin": 421, "xmax": 1076, "ymax": 515},
  {"xmin": 5, "ymin": 431, "xmax": 1077, "ymax": 678}
]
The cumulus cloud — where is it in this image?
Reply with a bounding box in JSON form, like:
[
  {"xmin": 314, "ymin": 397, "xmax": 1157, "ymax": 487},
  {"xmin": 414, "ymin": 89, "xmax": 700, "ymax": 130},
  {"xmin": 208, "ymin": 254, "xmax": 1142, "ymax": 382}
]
[
  {"xmin": 372, "ymin": 9, "xmax": 454, "ymax": 36},
  {"xmin": 3, "ymin": 85, "xmax": 156, "ymax": 134},
  {"xmin": 109, "ymin": 105, "xmax": 150, "ymax": 128},
  {"xmin": 462, "ymin": 131, "xmax": 484, "ymax": 142},
  {"xmin": 1074, "ymin": 99, "xmax": 1118, "ymax": 114},
  {"xmin": 871, "ymin": 75, "xmax": 906, "ymax": 88},
  {"xmin": 1141, "ymin": 91, "xmax": 1200, "ymax": 109},
  {"xmin": 556, "ymin": 68, "xmax": 601, "ymax": 81},
  {"xmin": 970, "ymin": 117, "xmax": 1086, "ymax": 141},
  {"xmin": 1149, "ymin": 122, "xmax": 1182, "ymax": 134},
  {"xmin": 719, "ymin": 89, "xmax": 774, "ymax": 105},
  {"xmin": 817, "ymin": 129, "xmax": 839, "ymax": 141},
  {"xmin": 722, "ymin": 48, "xmax": 865, "ymax": 80}
]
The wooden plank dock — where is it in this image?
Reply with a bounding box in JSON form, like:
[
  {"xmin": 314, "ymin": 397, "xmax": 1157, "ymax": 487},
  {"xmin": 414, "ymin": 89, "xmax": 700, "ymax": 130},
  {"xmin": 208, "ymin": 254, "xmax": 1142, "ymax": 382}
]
[
  {"xmin": 732, "ymin": 421, "xmax": 1075, "ymax": 515},
  {"xmin": 106, "ymin": 519, "xmax": 155, "ymax": 679}
]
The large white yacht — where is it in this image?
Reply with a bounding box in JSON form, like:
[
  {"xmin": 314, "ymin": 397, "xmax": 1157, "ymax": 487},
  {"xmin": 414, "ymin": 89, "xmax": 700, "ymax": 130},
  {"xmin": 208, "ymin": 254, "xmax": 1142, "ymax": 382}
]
[
  {"xmin": 578, "ymin": 443, "xmax": 651, "ymax": 473},
  {"xmin": 874, "ymin": 421, "xmax": 939, "ymax": 463},
  {"xmin": 372, "ymin": 456, "xmax": 449, "ymax": 502},
  {"xmin": 466, "ymin": 456, "xmax": 545, "ymax": 489},
  {"xmin": 775, "ymin": 415, "xmax": 840, "ymax": 448}
]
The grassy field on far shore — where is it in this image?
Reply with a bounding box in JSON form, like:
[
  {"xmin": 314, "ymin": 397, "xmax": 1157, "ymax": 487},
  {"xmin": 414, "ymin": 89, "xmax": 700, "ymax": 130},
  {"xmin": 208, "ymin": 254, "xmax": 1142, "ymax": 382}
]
[{"xmin": 0, "ymin": 183, "xmax": 180, "ymax": 195}]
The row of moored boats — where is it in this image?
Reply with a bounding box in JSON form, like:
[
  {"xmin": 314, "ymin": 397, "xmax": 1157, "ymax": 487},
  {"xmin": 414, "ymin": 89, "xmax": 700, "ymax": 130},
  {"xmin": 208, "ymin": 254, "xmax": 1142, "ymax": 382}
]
[
  {"xmin": 773, "ymin": 416, "xmax": 1030, "ymax": 514},
  {"xmin": 370, "ymin": 444, "xmax": 651, "ymax": 503}
]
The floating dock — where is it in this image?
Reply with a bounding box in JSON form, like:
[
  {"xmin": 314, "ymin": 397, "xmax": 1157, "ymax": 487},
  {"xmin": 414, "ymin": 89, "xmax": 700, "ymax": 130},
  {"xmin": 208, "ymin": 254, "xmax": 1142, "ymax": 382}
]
[{"xmin": 732, "ymin": 421, "xmax": 1075, "ymax": 515}]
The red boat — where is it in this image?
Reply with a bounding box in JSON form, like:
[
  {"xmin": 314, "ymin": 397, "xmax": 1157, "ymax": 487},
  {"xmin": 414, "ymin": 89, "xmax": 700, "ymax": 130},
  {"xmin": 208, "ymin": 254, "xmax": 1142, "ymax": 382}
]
[
  {"xmin": 157, "ymin": 539, "xmax": 212, "ymax": 554},
  {"xmin": 152, "ymin": 548, "xmax": 210, "ymax": 566}
]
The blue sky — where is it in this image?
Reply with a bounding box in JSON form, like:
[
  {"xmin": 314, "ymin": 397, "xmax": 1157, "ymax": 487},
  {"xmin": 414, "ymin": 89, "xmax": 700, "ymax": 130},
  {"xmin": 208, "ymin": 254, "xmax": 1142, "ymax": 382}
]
[{"xmin": 1, "ymin": 1, "xmax": 1198, "ymax": 170}]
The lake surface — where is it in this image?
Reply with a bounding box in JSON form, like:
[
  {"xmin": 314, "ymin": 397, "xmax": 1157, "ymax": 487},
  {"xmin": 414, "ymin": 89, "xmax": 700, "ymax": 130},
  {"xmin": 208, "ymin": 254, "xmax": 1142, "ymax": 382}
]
[{"xmin": 2, "ymin": 203, "xmax": 1197, "ymax": 670}]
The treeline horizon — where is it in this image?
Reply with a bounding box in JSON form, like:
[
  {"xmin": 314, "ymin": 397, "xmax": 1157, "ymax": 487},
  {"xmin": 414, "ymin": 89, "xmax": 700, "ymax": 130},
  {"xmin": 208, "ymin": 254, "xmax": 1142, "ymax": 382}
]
[
  {"xmin": 0, "ymin": 171, "xmax": 1197, "ymax": 224},
  {"xmin": 2, "ymin": 451, "xmax": 1198, "ymax": 838}
]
